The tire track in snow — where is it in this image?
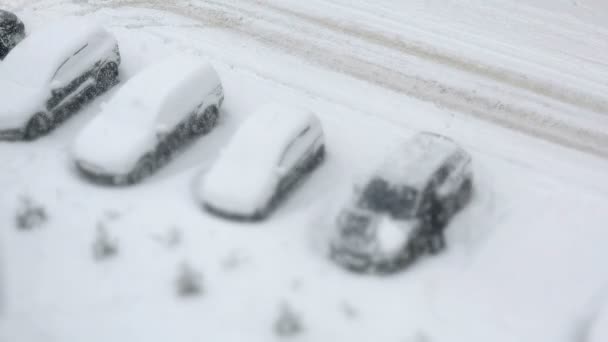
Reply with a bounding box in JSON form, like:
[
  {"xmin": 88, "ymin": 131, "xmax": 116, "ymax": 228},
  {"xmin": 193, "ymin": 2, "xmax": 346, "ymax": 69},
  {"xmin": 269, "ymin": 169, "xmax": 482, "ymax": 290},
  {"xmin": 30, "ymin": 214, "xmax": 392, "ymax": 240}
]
[{"xmin": 80, "ymin": 0, "xmax": 608, "ymax": 158}]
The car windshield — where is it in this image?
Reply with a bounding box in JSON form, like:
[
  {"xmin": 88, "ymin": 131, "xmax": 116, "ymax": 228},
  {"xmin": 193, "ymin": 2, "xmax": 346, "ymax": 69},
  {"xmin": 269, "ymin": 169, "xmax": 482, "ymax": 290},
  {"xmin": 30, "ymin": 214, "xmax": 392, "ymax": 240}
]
[
  {"xmin": 337, "ymin": 209, "xmax": 374, "ymax": 239},
  {"xmin": 358, "ymin": 177, "xmax": 418, "ymax": 218}
]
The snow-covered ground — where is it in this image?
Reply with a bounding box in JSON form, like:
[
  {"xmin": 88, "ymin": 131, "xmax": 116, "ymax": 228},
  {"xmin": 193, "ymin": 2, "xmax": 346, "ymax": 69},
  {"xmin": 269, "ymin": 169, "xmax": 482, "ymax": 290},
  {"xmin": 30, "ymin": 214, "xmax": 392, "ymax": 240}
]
[{"xmin": 1, "ymin": 1, "xmax": 608, "ymax": 341}]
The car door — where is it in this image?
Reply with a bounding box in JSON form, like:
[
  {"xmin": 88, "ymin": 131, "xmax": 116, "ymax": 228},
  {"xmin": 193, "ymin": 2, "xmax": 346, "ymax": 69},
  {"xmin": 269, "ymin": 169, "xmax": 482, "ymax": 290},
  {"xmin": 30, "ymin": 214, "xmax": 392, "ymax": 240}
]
[
  {"xmin": 276, "ymin": 124, "xmax": 320, "ymax": 191},
  {"xmin": 47, "ymin": 42, "xmax": 96, "ymax": 111}
]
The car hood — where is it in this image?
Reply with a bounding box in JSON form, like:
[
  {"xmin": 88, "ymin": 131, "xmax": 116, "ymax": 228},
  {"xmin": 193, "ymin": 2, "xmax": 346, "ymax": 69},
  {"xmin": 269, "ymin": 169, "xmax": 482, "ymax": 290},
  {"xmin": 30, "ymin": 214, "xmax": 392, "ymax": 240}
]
[
  {"xmin": 333, "ymin": 209, "xmax": 418, "ymax": 259},
  {"xmin": 72, "ymin": 115, "xmax": 155, "ymax": 175},
  {"xmin": 0, "ymin": 80, "xmax": 46, "ymax": 129},
  {"xmin": 200, "ymin": 155, "xmax": 280, "ymax": 217}
]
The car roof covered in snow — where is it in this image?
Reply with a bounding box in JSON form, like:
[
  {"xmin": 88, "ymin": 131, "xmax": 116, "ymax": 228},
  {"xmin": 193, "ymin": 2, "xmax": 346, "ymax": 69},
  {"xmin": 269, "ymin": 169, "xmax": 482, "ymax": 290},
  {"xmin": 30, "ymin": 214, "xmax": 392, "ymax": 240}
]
[
  {"xmin": 97, "ymin": 54, "xmax": 220, "ymax": 129},
  {"xmin": 374, "ymin": 132, "xmax": 466, "ymax": 189},
  {"xmin": 201, "ymin": 103, "xmax": 320, "ymax": 215},
  {"xmin": 0, "ymin": 17, "xmax": 114, "ymax": 87}
]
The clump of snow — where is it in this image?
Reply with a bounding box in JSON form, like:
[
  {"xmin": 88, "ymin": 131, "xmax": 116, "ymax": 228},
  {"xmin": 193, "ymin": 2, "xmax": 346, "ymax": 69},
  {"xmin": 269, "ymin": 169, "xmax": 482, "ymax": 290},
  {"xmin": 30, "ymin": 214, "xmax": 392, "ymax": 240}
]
[
  {"xmin": 220, "ymin": 250, "xmax": 250, "ymax": 271},
  {"xmin": 274, "ymin": 302, "xmax": 304, "ymax": 337},
  {"xmin": 150, "ymin": 226, "xmax": 182, "ymax": 249},
  {"xmin": 72, "ymin": 54, "xmax": 222, "ymax": 174},
  {"xmin": 176, "ymin": 262, "xmax": 203, "ymax": 297},
  {"xmin": 375, "ymin": 216, "xmax": 412, "ymax": 255},
  {"xmin": 200, "ymin": 103, "xmax": 320, "ymax": 216},
  {"xmin": 339, "ymin": 301, "xmax": 359, "ymax": 319},
  {"xmin": 15, "ymin": 196, "xmax": 47, "ymax": 230},
  {"xmin": 92, "ymin": 222, "xmax": 118, "ymax": 261}
]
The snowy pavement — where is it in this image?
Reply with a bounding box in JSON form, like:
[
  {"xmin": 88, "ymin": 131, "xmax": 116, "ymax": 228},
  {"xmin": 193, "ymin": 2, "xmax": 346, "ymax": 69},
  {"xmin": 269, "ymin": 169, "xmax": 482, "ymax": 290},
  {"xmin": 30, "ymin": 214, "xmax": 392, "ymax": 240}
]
[{"xmin": 1, "ymin": 1, "xmax": 608, "ymax": 342}]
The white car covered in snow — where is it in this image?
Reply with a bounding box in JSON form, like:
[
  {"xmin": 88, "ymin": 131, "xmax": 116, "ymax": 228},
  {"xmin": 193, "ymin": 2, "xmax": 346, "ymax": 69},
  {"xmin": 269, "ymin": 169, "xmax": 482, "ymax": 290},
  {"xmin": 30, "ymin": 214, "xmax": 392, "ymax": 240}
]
[
  {"xmin": 330, "ymin": 132, "xmax": 473, "ymax": 274},
  {"xmin": 72, "ymin": 54, "xmax": 224, "ymax": 185},
  {"xmin": 0, "ymin": 18, "xmax": 120, "ymax": 140},
  {"xmin": 198, "ymin": 104, "xmax": 325, "ymax": 221}
]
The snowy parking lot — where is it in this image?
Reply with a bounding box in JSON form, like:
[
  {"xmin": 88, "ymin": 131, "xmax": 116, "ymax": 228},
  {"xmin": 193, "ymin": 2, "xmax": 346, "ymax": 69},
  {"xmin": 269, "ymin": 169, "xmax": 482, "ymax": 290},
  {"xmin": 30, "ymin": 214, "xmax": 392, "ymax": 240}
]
[{"xmin": 1, "ymin": 1, "xmax": 608, "ymax": 341}]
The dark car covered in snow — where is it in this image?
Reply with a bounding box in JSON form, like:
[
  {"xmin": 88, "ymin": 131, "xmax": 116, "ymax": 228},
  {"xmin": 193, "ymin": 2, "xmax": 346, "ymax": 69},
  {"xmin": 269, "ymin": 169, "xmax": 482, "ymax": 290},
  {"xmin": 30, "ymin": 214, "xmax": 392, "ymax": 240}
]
[
  {"xmin": 0, "ymin": 9, "xmax": 25, "ymax": 60},
  {"xmin": 330, "ymin": 132, "xmax": 473, "ymax": 274},
  {"xmin": 0, "ymin": 18, "xmax": 120, "ymax": 140}
]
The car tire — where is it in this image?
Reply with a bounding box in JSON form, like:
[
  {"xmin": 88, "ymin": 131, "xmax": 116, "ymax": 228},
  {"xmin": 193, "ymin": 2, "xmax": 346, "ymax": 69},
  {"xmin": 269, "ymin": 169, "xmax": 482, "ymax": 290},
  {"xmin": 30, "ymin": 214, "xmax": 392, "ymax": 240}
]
[
  {"xmin": 456, "ymin": 178, "xmax": 473, "ymax": 210},
  {"xmin": 155, "ymin": 140, "xmax": 172, "ymax": 165},
  {"xmin": 192, "ymin": 105, "xmax": 218, "ymax": 134},
  {"xmin": 310, "ymin": 145, "xmax": 326, "ymax": 169},
  {"xmin": 96, "ymin": 62, "xmax": 119, "ymax": 91},
  {"xmin": 426, "ymin": 233, "xmax": 445, "ymax": 255},
  {"xmin": 428, "ymin": 196, "xmax": 448, "ymax": 230},
  {"xmin": 129, "ymin": 154, "xmax": 156, "ymax": 184},
  {"xmin": 24, "ymin": 112, "xmax": 52, "ymax": 140}
]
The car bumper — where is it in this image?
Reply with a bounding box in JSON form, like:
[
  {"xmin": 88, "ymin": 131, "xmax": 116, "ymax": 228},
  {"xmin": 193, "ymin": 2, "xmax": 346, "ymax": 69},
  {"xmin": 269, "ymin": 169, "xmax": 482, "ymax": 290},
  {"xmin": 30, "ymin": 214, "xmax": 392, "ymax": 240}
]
[
  {"xmin": 329, "ymin": 245, "xmax": 373, "ymax": 272},
  {"xmin": 202, "ymin": 202, "xmax": 265, "ymax": 222},
  {"xmin": 0, "ymin": 128, "xmax": 24, "ymax": 141},
  {"xmin": 75, "ymin": 161, "xmax": 129, "ymax": 185}
]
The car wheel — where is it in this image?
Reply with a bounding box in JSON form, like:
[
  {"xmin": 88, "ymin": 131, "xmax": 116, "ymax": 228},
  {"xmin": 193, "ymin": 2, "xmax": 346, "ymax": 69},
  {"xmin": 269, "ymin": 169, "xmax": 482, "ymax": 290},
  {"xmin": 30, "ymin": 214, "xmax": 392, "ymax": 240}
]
[
  {"xmin": 129, "ymin": 154, "xmax": 156, "ymax": 184},
  {"xmin": 426, "ymin": 233, "xmax": 445, "ymax": 255},
  {"xmin": 155, "ymin": 139, "xmax": 174, "ymax": 165},
  {"xmin": 24, "ymin": 112, "xmax": 52, "ymax": 140},
  {"xmin": 96, "ymin": 62, "xmax": 119, "ymax": 91},
  {"xmin": 455, "ymin": 178, "xmax": 473, "ymax": 210},
  {"xmin": 191, "ymin": 105, "xmax": 218, "ymax": 134},
  {"xmin": 310, "ymin": 145, "xmax": 326, "ymax": 169},
  {"xmin": 0, "ymin": 44, "xmax": 8, "ymax": 60},
  {"xmin": 429, "ymin": 195, "xmax": 450, "ymax": 230}
]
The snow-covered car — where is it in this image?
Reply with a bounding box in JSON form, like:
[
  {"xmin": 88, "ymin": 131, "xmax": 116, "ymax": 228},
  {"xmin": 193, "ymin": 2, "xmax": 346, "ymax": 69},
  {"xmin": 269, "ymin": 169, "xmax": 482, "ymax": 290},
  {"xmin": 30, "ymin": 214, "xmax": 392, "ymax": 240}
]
[
  {"xmin": 0, "ymin": 18, "xmax": 120, "ymax": 140},
  {"xmin": 199, "ymin": 104, "xmax": 325, "ymax": 221},
  {"xmin": 0, "ymin": 9, "xmax": 25, "ymax": 59},
  {"xmin": 73, "ymin": 54, "xmax": 224, "ymax": 185},
  {"xmin": 330, "ymin": 132, "xmax": 473, "ymax": 274}
]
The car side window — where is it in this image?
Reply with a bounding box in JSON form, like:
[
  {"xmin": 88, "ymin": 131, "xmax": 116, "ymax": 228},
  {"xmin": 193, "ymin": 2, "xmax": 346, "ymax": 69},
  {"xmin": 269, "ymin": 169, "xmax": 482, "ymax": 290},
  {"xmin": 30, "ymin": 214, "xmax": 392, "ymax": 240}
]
[
  {"xmin": 51, "ymin": 43, "xmax": 89, "ymax": 86},
  {"xmin": 278, "ymin": 126, "xmax": 312, "ymax": 170},
  {"xmin": 434, "ymin": 164, "xmax": 450, "ymax": 186}
]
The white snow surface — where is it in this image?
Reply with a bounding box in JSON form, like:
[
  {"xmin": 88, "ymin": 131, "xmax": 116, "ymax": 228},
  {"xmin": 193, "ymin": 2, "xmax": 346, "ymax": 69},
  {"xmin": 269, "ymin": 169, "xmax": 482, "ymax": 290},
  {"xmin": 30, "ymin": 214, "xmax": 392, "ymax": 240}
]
[
  {"xmin": 589, "ymin": 297, "xmax": 608, "ymax": 342},
  {"xmin": 1, "ymin": 1, "xmax": 608, "ymax": 342},
  {"xmin": 73, "ymin": 54, "xmax": 221, "ymax": 174},
  {"xmin": 200, "ymin": 103, "xmax": 317, "ymax": 216}
]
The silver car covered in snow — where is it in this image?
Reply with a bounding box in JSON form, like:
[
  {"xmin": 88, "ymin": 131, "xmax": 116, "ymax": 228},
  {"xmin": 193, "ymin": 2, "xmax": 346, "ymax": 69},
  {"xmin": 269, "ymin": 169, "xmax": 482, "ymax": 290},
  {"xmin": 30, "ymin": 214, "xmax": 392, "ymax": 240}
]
[
  {"xmin": 0, "ymin": 18, "xmax": 120, "ymax": 140},
  {"xmin": 330, "ymin": 132, "xmax": 473, "ymax": 274},
  {"xmin": 72, "ymin": 54, "xmax": 224, "ymax": 185}
]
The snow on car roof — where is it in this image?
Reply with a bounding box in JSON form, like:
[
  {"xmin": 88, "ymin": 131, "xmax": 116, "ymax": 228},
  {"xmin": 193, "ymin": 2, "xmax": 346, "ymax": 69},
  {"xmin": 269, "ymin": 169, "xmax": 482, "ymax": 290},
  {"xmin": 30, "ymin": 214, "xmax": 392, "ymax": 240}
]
[
  {"xmin": 201, "ymin": 103, "xmax": 317, "ymax": 215},
  {"xmin": 375, "ymin": 132, "xmax": 462, "ymax": 189},
  {"xmin": 0, "ymin": 17, "xmax": 111, "ymax": 87},
  {"xmin": 98, "ymin": 54, "xmax": 218, "ymax": 128}
]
